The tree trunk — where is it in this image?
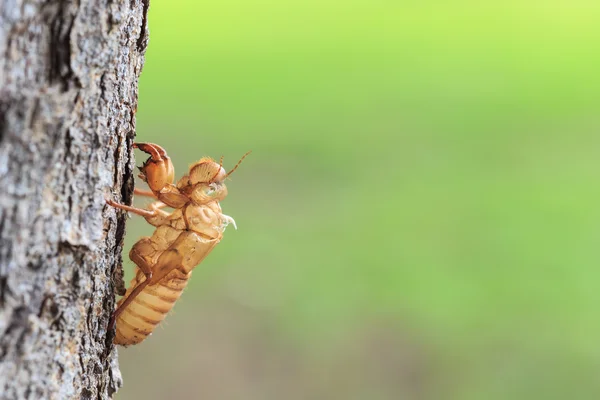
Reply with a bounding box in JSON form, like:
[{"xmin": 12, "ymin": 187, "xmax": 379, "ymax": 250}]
[{"xmin": 0, "ymin": 1, "xmax": 148, "ymax": 398}]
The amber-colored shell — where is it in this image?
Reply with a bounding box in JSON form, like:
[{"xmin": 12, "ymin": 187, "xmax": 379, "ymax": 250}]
[
  {"xmin": 114, "ymin": 204, "xmax": 225, "ymax": 346},
  {"xmin": 112, "ymin": 143, "xmax": 242, "ymax": 346},
  {"xmin": 115, "ymin": 268, "xmax": 191, "ymax": 345}
]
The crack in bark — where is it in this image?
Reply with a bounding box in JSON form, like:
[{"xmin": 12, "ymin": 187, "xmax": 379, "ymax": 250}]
[
  {"xmin": 48, "ymin": 1, "xmax": 77, "ymax": 90},
  {"xmin": 0, "ymin": 99, "xmax": 9, "ymax": 144},
  {"xmin": 137, "ymin": 0, "xmax": 150, "ymax": 52},
  {"xmin": 0, "ymin": 275, "xmax": 9, "ymax": 307}
]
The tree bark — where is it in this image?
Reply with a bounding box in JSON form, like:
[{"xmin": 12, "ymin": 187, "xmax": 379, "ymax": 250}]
[{"xmin": 0, "ymin": 1, "xmax": 148, "ymax": 398}]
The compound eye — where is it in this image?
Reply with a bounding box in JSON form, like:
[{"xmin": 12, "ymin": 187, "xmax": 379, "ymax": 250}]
[{"xmin": 212, "ymin": 166, "xmax": 227, "ymax": 183}]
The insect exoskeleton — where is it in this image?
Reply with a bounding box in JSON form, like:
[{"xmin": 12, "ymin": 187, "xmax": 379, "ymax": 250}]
[{"xmin": 107, "ymin": 143, "xmax": 250, "ymax": 345}]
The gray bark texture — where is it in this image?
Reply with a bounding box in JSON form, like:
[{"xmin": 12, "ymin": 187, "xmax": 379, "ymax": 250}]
[{"xmin": 0, "ymin": 0, "xmax": 149, "ymax": 398}]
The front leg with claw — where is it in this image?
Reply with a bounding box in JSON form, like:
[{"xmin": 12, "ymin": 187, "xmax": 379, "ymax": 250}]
[{"xmin": 135, "ymin": 142, "xmax": 189, "ymax": 208}]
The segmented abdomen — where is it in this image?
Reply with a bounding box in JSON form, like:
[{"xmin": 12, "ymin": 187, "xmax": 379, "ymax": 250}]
[{"xmin": 115, "ymin": 268, "xmax": 191, "ymax": 346}]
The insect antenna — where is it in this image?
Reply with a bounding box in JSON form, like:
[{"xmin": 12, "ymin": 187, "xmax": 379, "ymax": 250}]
[{"xmin": 226, "ymin": 151, "xmax": 252, "ymax": 179}]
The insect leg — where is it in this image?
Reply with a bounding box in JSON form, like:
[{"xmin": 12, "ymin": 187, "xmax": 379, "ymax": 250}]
[
  {"xmin": 108, "ymin": 241, "xmax": 156, "ymax": 331},
  {"xmin": 133, "ymin": 142, "xmax": 168, "ymax": 161},
  {"xmin": 134, "ymin": 188, "xmax": 157, "ymax": 198},
  {"xmin": 108, "ymin": 276, "xmax": 152, "ymax": 331},
  {"xmin": 149, "ymin": 201, "xmax": 167, "ymax": 210},
  {"xmin": 107, "ymin": 199, "xmax": 156, "ymax": 218}
]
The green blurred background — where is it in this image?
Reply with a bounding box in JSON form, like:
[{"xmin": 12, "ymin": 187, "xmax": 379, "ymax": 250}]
[{"xmin": 117, "ymin": 1, "xmax": 600, "ymax": 399}]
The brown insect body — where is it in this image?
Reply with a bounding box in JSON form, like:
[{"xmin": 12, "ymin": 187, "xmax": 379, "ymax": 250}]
[{"xmin": 108, "ymin": 143, "xmax": 248, "ymax": 345}]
